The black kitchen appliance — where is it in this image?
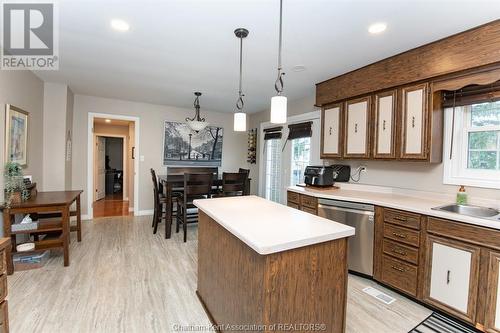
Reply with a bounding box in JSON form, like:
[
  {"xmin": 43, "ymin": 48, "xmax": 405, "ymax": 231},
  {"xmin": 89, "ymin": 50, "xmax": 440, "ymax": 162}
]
[
  {"xmin": 331, "ymin": 164, "xmax": 351, "ymax": 182},
  {"xmin": 303, "ymin": 165, "xmax": 351, "ymax": 187}
]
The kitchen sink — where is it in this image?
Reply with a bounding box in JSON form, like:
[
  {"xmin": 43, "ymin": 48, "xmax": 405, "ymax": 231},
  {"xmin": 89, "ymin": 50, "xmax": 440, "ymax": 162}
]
[{"xmin": 432, "ymin": 204, "xmax": 500, "ymax": 220}]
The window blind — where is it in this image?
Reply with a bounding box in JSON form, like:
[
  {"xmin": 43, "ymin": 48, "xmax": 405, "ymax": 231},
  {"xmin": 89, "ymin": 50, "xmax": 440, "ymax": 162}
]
[
  {"xmin": 263, "ymin": 126, "xmax": 283, "ymax": 140},
  {"xmin": 282, "ymin": 121, "xmax": 312, "ymax": 151},
  {"xmin": 443, "ymin": 81, "xmax": 500, "ymax": 107}
]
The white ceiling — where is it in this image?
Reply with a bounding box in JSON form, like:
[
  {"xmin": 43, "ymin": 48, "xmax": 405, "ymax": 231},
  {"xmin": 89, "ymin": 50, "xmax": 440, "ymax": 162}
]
[{"xmin": 35, "ymin": 0, "xmax": 500, "ymax": 114}]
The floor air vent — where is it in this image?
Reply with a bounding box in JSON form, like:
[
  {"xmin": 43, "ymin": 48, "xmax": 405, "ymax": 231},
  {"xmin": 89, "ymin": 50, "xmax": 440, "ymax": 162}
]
[{"xmin": 362, "ymin": 286, "xmax": 396, "ymax": 305}]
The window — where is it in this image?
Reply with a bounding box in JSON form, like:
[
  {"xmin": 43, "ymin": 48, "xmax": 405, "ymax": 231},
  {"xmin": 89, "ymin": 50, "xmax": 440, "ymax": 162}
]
[
  {"xmin": 290, "ymin": 137, "xmax": 311, "ymax": 186},
  {"xmin": 264, "ymin": 139, "xmax": 282, "ymax": 203},
  {"xmin": 444, "ymin": 100, "xmax": 500, "ymax": 189}
]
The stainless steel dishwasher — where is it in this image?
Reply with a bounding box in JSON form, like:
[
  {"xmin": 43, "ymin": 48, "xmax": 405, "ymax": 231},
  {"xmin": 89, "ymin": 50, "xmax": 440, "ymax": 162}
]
[{"xmin": 318, "ymin": 198, "xmax": 375, "ymax": 277}]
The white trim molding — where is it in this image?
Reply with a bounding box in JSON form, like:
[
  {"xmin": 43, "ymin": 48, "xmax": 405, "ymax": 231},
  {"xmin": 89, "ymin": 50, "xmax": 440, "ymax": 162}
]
[
  {"xmin": 87, "ymin": 112, "xmax": 141, "ymax": 219},
  {"xmin": 443, "ymin": 106, "xmax": 500, "ymax": 189}
]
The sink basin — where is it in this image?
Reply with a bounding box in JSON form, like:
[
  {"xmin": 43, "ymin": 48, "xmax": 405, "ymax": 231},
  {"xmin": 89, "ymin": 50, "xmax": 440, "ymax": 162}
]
[{"xmin": 432, "ymin": 204, "xmax": 500, "ymax": 219}]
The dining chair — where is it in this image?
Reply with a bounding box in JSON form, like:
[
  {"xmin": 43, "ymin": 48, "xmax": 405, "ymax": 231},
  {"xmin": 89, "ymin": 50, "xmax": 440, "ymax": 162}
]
[
  {"xmin": 176, "ymin": 173, "xmax": 213, "ymax": 242},
  {"xmin": 150, "ymin": 168, "xmax": 167, "ymax": 234},
  {"xmin": 215, "ymin": 172, "xmax": 248, "ymax": 197}
]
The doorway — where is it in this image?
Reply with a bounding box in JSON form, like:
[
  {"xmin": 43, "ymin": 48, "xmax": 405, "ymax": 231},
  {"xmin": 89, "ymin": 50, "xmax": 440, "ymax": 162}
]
[{"xmin": 91, "ymin": 117, "xmax": 137, "ymax": 218}]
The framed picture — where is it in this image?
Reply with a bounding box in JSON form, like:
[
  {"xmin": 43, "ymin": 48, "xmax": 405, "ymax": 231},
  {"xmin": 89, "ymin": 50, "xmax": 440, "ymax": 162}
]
[
  {"xmin": 163, "ymin": 121, "xmax": 223, "ymax": 166},
  {"xmin": 5, "ymin": 104, "xmax": 29, "ymax": 167}
]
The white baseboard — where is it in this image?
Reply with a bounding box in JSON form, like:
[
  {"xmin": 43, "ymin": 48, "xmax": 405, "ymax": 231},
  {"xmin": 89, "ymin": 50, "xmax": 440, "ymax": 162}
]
[
  {"xmin": 81, "ymin": 214, "xmax": 91, "ymax": 221},
  {"xmin": 136, "ymin": 209, "xmax": 153, "ymax": 216}
]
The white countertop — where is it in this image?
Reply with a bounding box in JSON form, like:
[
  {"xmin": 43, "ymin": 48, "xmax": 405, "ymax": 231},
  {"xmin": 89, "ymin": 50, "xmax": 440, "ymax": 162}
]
[
  {"xmin": 193, "ymin": 195, "xmax": 355, "ymax": 255},
  {"xmin": 288, "ymin": 185, "xmax": 500, "ymax": 230}
]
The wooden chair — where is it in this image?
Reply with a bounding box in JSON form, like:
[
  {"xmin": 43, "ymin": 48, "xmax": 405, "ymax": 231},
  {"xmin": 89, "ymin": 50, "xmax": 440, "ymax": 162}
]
[
  {"xmin": 215, "ymin": 172, "xmax": 248, "ymax": 197},
  {"xmin": 176, "ymin": 173, "xmax": 212, "ymax": 242},
  {"xmin": 238, "ymin": 168, "xmax": 250, "ymax": 176},
  {"xmin": 151, "ymin": 169, "xmax": 166, "ymax": 234}
]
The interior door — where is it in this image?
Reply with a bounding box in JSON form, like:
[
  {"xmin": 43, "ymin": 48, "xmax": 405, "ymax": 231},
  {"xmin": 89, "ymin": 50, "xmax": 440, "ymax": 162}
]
[
  {"xmin": 344, "ymin": 97, "xmax": 370, "ymax": 158},
  {"xmin": 95, "ymin": 136, "xmax": 106, "ymax": 201},
  {"xmin": 425, "ymin": 235, "xmax": 480, "ymax": 323}
]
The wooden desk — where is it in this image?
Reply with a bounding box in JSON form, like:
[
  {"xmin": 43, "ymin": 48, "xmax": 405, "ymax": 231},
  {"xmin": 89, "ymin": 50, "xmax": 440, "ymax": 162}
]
[
  {"xmin": 0, "ymin": 238, "xmax": 10, "ymax": 332},
  {"xmin": 158, "ymin": 175, "xmax": 250, "ymax": 239},
  {"xmin": 2, "ymin": 191, "xmax": 83, "ymax": 275}
]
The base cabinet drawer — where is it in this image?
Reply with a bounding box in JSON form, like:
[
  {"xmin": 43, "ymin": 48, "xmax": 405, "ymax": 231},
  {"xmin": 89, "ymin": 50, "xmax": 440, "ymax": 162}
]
[
  {"xmin": 381, "ymin": 255, "xmax": 418, "ymax": 296},
  {"xmin": 301, "ymin": 206, "xmax": 317, "ymax": 215},
  {"xmin": 300, "ymin": 195, "xmax": 318, "ymax": 209},
  {"xmin": 287, "ymin": 202, "xmax": 299, "ymax": 210},
  {"xmin": 383, "ymin": 223, "xmax": 420, "ymax": 247},
  {"xmin": 383, "ymin": 239, "xmax": 419, "ymax": 265},
  {"xmin": 287, "ymin": 191, "xmax": 300, "ymax": 204},
  {"xmin": 423, "ymin": 235, "xmax": 480, "ymax": 324},
  {"xmin": 384, "ymin": 209, "xmax": 421, "ymax": 230}
]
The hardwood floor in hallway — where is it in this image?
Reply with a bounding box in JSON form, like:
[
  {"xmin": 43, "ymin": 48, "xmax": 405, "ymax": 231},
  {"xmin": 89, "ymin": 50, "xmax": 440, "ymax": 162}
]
[
  {"xmin": 93, "ymin": 194, "xmax": 131, "ymax": 218},
  {"xmin": 7, "ymin": 215, "xmax": 431, "ymax": 333}
]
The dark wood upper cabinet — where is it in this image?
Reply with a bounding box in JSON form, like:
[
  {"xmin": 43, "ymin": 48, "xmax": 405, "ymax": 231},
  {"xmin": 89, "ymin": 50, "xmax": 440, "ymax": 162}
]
[
  {"xmin": 320, "ymin": 103, "xmax": 343, "ymax": 159},
  {"xmin": 373, "ymin": 90, "xmax": 397, "ymax": 159},
  {"xmin": 343, "ymin": 96, "xmax": 371, "ymax": 159},
  {"xmin": 401, "ymin": 83, "xmax": 429, "ymax": 160}
]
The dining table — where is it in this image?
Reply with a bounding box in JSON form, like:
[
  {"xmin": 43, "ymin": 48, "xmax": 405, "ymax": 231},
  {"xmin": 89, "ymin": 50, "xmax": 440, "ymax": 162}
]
[{"xmin": 158, "ymin": 174, "xmax": 250, "ymax": 239}]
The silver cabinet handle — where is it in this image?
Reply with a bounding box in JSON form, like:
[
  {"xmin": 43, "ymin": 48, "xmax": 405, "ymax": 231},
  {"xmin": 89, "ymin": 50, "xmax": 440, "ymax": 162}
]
[
  {"xmin": 447, "ymin": 270, "xmax": 451, "ymax": 285},
  {"xmin": 354, "ymin": 123, "xmax": 358, "ymax": 133},
  {"xmin": 383, "ymin": 120, "xmax": 386, "ymax": 131},
  {"xmin": 412, "ymin": 116, "xmax": 416, "ymax": 128},
  {"xmin": 329, "ymin": 126, "xmax": 332, "ymax": 135}
]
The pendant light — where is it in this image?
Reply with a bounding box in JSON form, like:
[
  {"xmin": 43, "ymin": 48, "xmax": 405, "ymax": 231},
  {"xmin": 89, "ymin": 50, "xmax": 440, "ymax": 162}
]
[
  {"xmin": 186, "ymin": 92, "xmax": 209, "ymax": 132},
  {"xmin": 233, "ymin": 28, "xmax": 249, "ymax": 132},
  {"xmin": 270, "ymin": 0, "xmax": 287, "ymax": 124}
]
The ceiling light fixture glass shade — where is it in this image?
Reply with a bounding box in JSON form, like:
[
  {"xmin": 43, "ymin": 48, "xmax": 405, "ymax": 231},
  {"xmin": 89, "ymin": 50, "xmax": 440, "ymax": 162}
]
[
  {"xmin": 270, "ymin": 0, "xmax": 287, "ymax": 124},
  {"xmin": 233, "ymin": 112, "xmax": 247, "ymax": 132},
  {"xmin": 233, "ymin": 28, "xmax": 249, "ymax": 132},
  {"xmin": 270, "ymin": 95, "xmax": 287, "ymax": 124},
  {"xmin": 186, "ymin": 92, "xmax": 209, "ymax": 132}
]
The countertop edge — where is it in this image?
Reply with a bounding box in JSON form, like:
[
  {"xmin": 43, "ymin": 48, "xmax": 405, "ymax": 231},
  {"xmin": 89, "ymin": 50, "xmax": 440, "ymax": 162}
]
[
  {"xmin": 288, "ymin": 186, "xmax": 500, "ymax": 231},
  {"xmin": 194, "ymin": 197, "xmax": 355, "ymax": 256}
]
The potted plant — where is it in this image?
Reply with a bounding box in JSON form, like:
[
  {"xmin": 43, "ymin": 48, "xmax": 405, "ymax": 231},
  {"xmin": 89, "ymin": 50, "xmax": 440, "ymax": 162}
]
[{"xmin": 4, "ymin": 162, "xmax": 27, "ymax": 206}]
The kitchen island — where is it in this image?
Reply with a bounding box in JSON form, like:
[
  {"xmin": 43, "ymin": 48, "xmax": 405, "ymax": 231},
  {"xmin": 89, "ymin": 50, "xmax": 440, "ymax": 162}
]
[{"xmin": 193, "ymin": 195, "xmax": 354, "ymax": 333}]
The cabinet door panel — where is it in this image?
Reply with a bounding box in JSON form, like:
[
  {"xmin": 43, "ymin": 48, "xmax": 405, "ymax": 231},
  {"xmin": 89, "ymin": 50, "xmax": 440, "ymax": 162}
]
[
  {"xmin": 430, "ymin": 242, "xmax": 471, "ymax": 313},
  {"xmin": 344, "ymin": 97, "xmax": 370, "ymax": 158},
  {"xmin": 374, "ymin": 91, "xmax": 396, "ymax": 158},
  {"xmin": 402, "ymin": 84, "xmax": 428, "ymax": 159},
  {"xmin": 424, "ymin": 235, "xmax": 479, "ymax": 323},
  {"xmin": 485, "ymin": 251, "xmax": 500, "ymax": 333},
  {"xmin": 321, "ymin": 105, "xmax": 341, "ymax": 157}
]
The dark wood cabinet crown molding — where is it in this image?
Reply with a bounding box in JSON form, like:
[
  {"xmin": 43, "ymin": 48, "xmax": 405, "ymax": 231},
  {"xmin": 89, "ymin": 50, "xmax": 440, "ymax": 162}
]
[{"xmin": 316, "ymin": 20, "xmax": 500, "ymax": 106}]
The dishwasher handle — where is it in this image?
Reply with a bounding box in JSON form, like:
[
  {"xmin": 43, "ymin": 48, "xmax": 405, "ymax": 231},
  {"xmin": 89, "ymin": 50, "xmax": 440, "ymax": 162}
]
[{"xmin": 318, "ymin": 203, "xmax": 375, "ymax": 218}]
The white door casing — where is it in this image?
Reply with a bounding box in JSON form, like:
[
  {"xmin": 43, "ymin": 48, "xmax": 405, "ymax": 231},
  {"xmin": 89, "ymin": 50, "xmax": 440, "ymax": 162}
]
[{"xmin": 95, "ymin": 136, "xmax": 106, "ymax": 201}]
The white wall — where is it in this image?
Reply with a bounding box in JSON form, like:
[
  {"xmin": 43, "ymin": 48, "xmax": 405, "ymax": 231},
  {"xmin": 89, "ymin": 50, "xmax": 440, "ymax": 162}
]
[
  {"xmin": 0, "ymin": 71, "xmax": 45, "ymax": 197},
  {"xmin": 249, "ymin": 94, "xmax": 500, "ymax": 201},
  {"xmin": 72, "ymin": 94, "xmax": 247, "ymax": 215}
]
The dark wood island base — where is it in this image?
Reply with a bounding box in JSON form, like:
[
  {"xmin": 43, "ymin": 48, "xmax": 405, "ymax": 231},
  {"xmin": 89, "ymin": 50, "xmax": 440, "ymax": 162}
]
[{"xmin": 197, "ymin": 210, "xmax": 349, "ymax": 333}]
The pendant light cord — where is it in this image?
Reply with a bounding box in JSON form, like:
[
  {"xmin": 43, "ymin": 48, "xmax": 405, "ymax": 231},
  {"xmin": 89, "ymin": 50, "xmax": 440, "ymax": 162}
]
[
  {"xmin": 236, "ymin": 36, "xmax": 244, "ymax": 110},
  {"xmin": 274, "ymin": 0, "xmax": 285, "ymax": 95}
]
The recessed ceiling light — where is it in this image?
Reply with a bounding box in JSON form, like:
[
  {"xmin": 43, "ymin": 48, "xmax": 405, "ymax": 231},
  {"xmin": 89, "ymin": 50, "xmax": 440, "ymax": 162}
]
[
  {"xmin": 292, "ymin": 65, "xmax": 306, "ymax": 72},
  {"xmin": 111, "ymin": 19, "xmax": 130, "ymax": 32},
  {"xmin": 105, "ymin": 119, "xmax": 111, "ymax": 123},
  {"xmin": 368, "ymin": 22, "xmax": 387, "ymax": 34}
]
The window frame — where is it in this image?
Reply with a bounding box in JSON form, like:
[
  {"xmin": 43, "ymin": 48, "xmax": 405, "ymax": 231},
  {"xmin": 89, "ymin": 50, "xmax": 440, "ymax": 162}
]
[{"xmin": 443, "ymin": 103, "xmax": 500, "ymax": 189}]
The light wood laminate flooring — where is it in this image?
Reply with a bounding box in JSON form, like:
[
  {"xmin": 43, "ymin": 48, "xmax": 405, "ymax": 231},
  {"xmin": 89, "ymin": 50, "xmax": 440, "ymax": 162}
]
[{"xmin": 8, "ymin": 215, "xmax": 431, "ymax": 332}]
